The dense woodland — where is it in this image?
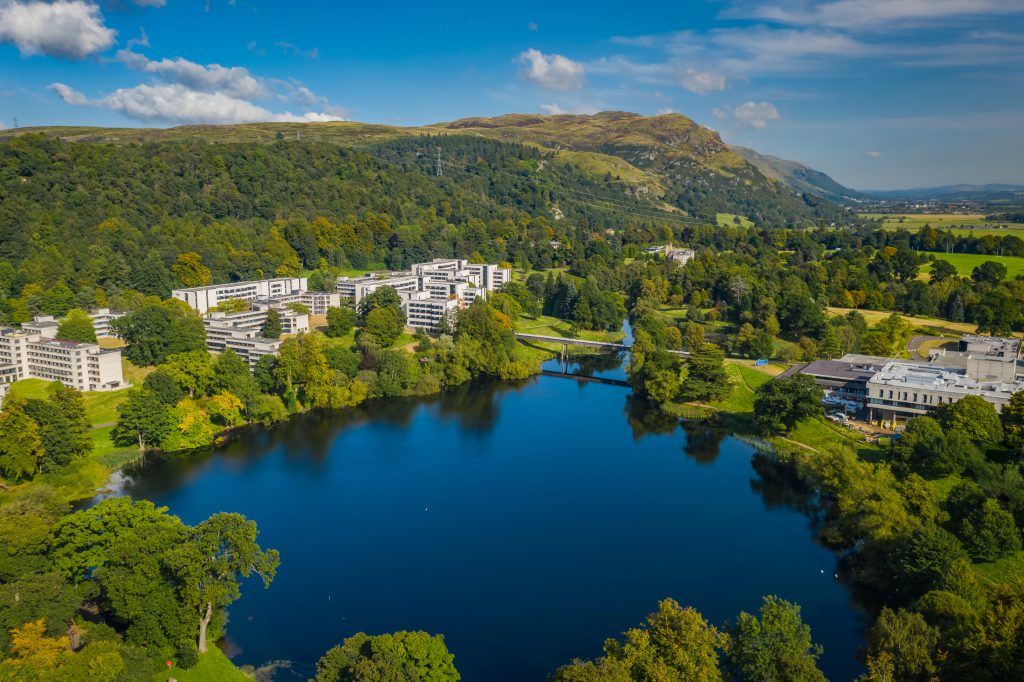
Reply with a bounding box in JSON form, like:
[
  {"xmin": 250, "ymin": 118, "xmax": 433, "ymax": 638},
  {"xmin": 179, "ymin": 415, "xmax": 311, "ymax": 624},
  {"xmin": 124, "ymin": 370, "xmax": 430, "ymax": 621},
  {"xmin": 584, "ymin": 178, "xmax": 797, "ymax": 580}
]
[{"xmin": 1, "ymin": 132, "xmax": 1024, "ymax": 680}]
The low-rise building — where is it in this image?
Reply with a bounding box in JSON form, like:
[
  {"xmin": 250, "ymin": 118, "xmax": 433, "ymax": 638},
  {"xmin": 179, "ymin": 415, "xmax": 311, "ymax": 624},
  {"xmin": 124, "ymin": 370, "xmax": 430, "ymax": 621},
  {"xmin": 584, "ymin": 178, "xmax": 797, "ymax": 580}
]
[
  {"xmin": 0, "ymin": 328, "xmax": 127, "ymax": 394},
  {"xmin": 337, "ymin": 274, "xmax": 421, "ymax": 303},
  {"xmin": 88, "ymin": 308, "xmax": 126, "ymax": 338},
  {"xmin": 203, "ymin": 307, "xmax": 308, "ymax": 366},
  {"xmin": 172, "ymin": 277, "xmax": 307, "ymax": 314},
  {"xmin": 867, "ymin": 361, "xmax": 1024, "ymax": 421},
  {"xmin": 402, "ymin": 292, "xmax": 460, "ymax": 333},
  {"xmin": 780, "ymin": 334, "xmax": 1024, "ymax": 424}
]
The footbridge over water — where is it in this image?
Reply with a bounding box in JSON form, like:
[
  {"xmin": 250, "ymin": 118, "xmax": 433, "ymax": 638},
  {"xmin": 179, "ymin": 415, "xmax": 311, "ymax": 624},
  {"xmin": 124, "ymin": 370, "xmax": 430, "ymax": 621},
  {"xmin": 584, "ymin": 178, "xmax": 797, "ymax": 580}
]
[{"xmin": 514, "ymin": 333, "xmax": 690, "ymax": 361}]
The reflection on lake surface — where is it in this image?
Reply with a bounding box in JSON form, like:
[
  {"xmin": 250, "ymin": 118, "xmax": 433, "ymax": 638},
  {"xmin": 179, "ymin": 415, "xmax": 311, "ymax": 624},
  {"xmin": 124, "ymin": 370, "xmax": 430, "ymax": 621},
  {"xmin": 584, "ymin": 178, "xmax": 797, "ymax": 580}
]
[{"xmin": 122, "ymin": 371, "xmax": 866, "ymax": 681}]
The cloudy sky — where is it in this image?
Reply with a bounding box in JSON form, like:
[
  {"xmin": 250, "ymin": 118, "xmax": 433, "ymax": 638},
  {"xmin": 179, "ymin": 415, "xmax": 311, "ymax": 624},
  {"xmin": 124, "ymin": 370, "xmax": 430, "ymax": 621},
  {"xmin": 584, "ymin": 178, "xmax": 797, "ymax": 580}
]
[{"xmin": 1, "ymin": 0, "xmax": 1022, "ymax": 189}]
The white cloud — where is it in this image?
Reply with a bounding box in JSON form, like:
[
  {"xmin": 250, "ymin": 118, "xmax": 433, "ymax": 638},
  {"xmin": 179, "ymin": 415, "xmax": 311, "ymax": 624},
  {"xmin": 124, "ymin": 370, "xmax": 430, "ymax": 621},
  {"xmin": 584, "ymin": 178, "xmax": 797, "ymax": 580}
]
[
  {"xmin": 732, "ymin": 101, "xmax": 781, "ymax": 128},
  {"xmin": 538, "ymin": 103, "xmax": 600, "ymax": 115},
  {"xmin": 0, "ymin": 0, "xmax": 115, "ymax": 59},
  {"xmin": 678, "ymin": 67, "xmax": 726, "ymax": 94},
  {"xmin": 129, "ymin": 0, "xmax": 166, "ymax": 6},
  {"xmin": 50, "ymin": 82, "xmax": 345, "ymax": 124},
  {"xmin": 518, "ymin": 48, "xmax": 584, "ymax": 90},
  {"xmin": 656, "ymin": 107, "xmax": 678, "ymax": 115},
  {"xmin": 527, "ymin": 21, "xmax": 538, "ymax": 31},
  {"xmin": 712, "ymin": 107, "xmax": 729, "ymax": 119},
  {"xmin": 275, "ymin": 41, "xmax": 319, "ymax": 59},
  {"xmin": 736, "ymin": 0, "xmax": 1024, "ymax": 30},
  {"xmin": 116, "ymin": 50, "xmax": 269, "ymax": 100},
  {"xmin": 126, "ymin": 28, "xmax": 149, "ymax": 49},
  {"xmin": 866, "ymin": 150, "xmax": 883, "ymax": 157}
]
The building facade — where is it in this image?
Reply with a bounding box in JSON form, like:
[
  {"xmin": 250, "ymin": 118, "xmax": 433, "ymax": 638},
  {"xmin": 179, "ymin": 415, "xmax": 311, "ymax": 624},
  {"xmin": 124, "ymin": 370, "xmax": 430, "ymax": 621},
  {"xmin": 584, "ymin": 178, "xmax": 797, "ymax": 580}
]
[
  {"xmin": 172, "ymin": 277, "xmax": 307, "ymax": 314},
  {"xmin": 0, "ymin": 328, "xmax": 127, "ymax": 396}
]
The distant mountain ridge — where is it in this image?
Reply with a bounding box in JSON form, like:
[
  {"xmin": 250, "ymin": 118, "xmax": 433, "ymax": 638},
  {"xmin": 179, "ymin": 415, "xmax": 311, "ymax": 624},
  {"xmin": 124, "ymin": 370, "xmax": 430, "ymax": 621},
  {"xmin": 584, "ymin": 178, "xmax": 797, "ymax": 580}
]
[
  {"xmin": 730, "ymin": 145, "xmax": 864, "ymax": 204},
  {"xmin": 860, "ymin": 184, "xmax": 1024, "ymax": 201},
  {"xmin": 0, "ymin": 111, "xmax": 856, "ymax": 227}
]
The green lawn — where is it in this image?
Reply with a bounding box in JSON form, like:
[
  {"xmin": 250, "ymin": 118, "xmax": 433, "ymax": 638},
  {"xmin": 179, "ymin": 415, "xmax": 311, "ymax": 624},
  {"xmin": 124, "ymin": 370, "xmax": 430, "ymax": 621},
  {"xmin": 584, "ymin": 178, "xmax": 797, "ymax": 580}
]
[
  {"xmin": 154, "ymin": 648, "xmax": 250, "ymax": 682},
  {"xmin": 717, "ymin": 212, "xmax": 754, "ymax": 228},
  {"xmin": 9, "ymin": 379, "xmax": 129, "ymax": 425},
  {"xmin": 922, "ymin": 252, "xmax": 1024, "ymax": 280},
  {"xmin": 865, "ymin": 213, "xmax": 1024, "ymax": 235},
  {"xmin": 123, "ymin": 359, "xmax": 153, "ymax": 385},
  {"xmin": 515, "ymin": 315, "xmax": 626, "ymax": 344},
  {"xmin": 710, "ymin": 363, "xmax": 772, "ymax": 413}
]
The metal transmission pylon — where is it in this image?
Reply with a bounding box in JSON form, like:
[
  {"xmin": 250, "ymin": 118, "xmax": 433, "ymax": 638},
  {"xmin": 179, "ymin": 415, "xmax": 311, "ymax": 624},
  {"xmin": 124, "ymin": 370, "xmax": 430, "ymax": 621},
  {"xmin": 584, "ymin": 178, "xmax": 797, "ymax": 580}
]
[{"xmin": 435, "ymin": 147, "xmax": 443, "ymax": 176}]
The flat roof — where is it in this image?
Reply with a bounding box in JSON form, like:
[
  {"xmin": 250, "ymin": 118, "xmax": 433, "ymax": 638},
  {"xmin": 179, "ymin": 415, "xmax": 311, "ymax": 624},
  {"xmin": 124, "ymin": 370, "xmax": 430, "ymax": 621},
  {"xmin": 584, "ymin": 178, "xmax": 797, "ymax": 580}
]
[
  {"xmin": 171, "ymin": 277, "xmax": 303, "ymax": 293},
  {"xmin": 781, "ymin": 359, "xmax": 883, "ymax": 383},
  {"xmin": 870, "ymin": 361, "xmax": 1024, "ymax": 399}
]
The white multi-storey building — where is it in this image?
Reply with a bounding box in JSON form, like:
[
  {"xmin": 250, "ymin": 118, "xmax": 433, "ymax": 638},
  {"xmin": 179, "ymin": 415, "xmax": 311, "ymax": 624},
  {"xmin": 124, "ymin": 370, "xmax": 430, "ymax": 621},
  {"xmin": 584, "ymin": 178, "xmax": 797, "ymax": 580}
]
[
  {"xmin": 337, "ymin": 274, "xmax": 421, "ymax": 303},
  {"xmin": 88, "ymin": 308, "xmax": 126, "ymax": 338},
  {"xmin": 203, "ymin": 307, "xmax": 309, "ymax": 366},
  {"xmin": 172, "ymin": 277, "xmax": 307, "ymax": 315},
  {"xmin": 402, "ymin": 292, "xmax": 460, "ymax": 333},
  {"xmin": 0, "ymin": 328, "xmax": 127, "ymax": 397}
]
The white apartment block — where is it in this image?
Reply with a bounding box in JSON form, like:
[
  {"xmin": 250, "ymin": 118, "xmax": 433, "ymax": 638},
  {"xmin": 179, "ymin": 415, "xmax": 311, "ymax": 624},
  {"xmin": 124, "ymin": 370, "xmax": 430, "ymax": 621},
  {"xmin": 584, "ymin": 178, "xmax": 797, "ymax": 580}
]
[
  {"xmin": 89, "ymin": 308, "xmax": 126, "ymax": 338},
  {"xmin": 402, "ymin": 292, "xmax": 461, "ymax": 333},
  {"xmin": 172, "ymin": 277, "xmax": 307, "ymax": 315},
  {"xmin": 0, "ymin": 328, "xmax": 127, "ymax": 396},
  {"xmin": 204, "ymin": 308, "xmax": 308, "ymax": 367},
  {"xmin": 336, "ymin": 274, "xmax": 421, "ymax": 303}
]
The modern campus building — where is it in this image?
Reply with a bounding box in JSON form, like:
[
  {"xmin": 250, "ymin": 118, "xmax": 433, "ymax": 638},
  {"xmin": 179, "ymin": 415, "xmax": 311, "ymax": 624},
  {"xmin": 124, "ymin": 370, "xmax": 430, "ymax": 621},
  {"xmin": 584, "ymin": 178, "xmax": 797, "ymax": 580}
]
[
  {"xmin": 171, "ymin": 277, "xmax": 307, "ymax": 315},
  {"xmin": 337, "ymin": 259, "xmax": 511, "ymax": 332},
  {"xmin": 0, "ymin": 327, "xmax": 127, "ymax": 398},
  {"xmin": 780, "ymin": 334, "xmax": 1024, "ymax": 425},
  {"xmin": 23, "ymin": 309, "xmax": 127, "ymax": 340},
  {"xmin": 202, "ymin": 306, "xmax": 309, "ymax": 367}
]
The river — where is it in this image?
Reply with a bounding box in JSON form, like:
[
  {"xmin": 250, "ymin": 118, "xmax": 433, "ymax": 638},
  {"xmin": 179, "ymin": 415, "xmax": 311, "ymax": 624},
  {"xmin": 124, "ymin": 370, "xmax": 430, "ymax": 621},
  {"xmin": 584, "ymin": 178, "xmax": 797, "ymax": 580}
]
[{"xmin": 119, "ymin": 345, "xmax": 866, "ymax": 680}]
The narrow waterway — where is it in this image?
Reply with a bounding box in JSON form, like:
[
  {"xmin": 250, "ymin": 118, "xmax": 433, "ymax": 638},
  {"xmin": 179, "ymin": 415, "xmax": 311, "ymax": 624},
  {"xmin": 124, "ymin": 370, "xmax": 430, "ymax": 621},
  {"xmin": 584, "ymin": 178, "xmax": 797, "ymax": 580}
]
[{"xmin": 119, "ymin": 340, "xmax": 866, "ymax": 680}]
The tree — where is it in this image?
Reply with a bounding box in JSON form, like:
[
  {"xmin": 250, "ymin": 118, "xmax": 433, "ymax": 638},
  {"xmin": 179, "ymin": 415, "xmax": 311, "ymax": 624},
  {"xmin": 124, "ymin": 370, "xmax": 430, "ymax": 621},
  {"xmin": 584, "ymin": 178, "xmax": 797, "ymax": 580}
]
[
  {"xmin": 749, "ymin": 330, "xmax": 775, "ymax": 360},
  {"xmin": 0, "ymin": 394, "xmax": 44, "ymax": 480},
  {"xmin": 357, "ymin": 286, "xmax": 402, "ymax": 318},
  {"xmin": 0, "ymin": 573, "xmax": 84, "ymax": 657},
  {"xmin": 112, "ymin": 301, "xmax": 205, "ymax": 366},
  {"xmin": 753, "ymin": 374, "xmax": 824, "ymax": 433},
  {"xmin": 56, "ymin": 308, "xmax": 97, "ymax": 343},
  {"xmin": 929, "ymin": 259, "xmax": 958, "ymax": 282},
  {"xmin": 723, "ymin": 596, "xmax": 826, "ymax": 682},
  {"xmin": 111, "ymin": 389, "xmax": 175, "ymax": 451},
  {"xmin": 285, "ymin": 301, "xmax": 311, "ymax": 316},
  {"xmin": 679, "ymin": 343, "xmax": 731, "ymax": 402},
  {"xmin": 682, "ymin": 322, "xmax": 705, "ymax": 352},
  {"xmin": 165, "ymin": 513, "xmax": 279, "ymax": 654},
  {"xmin": 314, "ymin": 631, "xmax": 460, "ymax": 682},
  {"xmin": 143, "ymin": 369, "xmax": 186, "ymax": 405},
  {"xmin": 897, "ymin": 522, "xmax": 966, "ymax": 593},
  {"xmin": 946, "ymin": 481, "xmax": 1022, "ymax": 561},
  {"xmin": 23, "ymin": 384, "xmax": 92, "ymax": 472},
  {"xmin": 864, "ymin": 608, "xmax": 939, "ymax": 682},
  {"xmin": 261, "ymin": 308, "xmax": 283, "ymax": 339},
  {"xmin": 972, "ymin": 260, "xmax": 1007, "ymax": 285},
  {"xmin": 364, "ymin": 306, "xmax": 404, "ymax": 347},
  {"xmin": 1002, "ymin": 390, "xmax": 1024, "ymax": 453},
  {"xmin": 0, "ymin": 619, "xmax": 125, "ymax": 681},
  {"xmin": 171, "ymin": 252, "xmax": 212, "ymax": 287},
  {"xmin": 162, "ymin": 350, "xmax": 215, "ymax": 397},
  {"xmin": 942, "ymin": 395, "xmax": 1003, "ymax": 444},
  {"xmin": 326, "ymin": 306, "xmax": 357, "ymax": 338}
]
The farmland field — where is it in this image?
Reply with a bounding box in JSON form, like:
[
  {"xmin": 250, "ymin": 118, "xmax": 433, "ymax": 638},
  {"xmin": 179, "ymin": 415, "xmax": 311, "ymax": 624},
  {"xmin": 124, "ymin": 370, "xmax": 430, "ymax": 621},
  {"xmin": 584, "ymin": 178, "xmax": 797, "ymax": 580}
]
[
  {"xmin": 862, "ymin": 213, "xmax": 1024, "ymax": 236},
  {"xmin": 922, "ymin": 252, "xmax": 1024, "ymax": 279}
]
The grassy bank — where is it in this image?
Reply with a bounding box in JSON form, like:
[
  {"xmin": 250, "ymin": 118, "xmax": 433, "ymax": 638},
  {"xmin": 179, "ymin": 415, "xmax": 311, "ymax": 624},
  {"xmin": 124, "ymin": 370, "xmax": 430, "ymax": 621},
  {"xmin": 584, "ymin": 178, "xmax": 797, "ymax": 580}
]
[{"xmin": 922, "ymin": 251, "xmax": 1024, "ymax": 279}]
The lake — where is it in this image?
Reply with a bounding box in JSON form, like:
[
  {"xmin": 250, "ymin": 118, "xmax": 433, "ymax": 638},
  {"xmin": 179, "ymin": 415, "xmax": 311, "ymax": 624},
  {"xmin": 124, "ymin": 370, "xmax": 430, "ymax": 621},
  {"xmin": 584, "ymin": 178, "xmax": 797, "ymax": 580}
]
[{"xmin": 121, "ymin": 359, "xmax": 866, "ymax": 680}]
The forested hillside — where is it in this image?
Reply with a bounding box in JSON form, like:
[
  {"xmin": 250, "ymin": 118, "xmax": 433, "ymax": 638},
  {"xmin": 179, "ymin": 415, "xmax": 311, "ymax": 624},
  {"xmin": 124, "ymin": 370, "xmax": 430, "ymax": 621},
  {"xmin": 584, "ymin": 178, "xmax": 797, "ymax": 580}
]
[{"xmin": 0, "ymin": 126, "xmax": 856, "ymax": 318}]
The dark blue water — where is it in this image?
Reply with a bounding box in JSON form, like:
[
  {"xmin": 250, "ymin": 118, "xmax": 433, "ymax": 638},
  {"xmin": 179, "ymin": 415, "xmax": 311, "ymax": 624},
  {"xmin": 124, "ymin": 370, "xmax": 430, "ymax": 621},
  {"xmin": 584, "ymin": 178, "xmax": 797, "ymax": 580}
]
[{"xmin": 122, "ymin": 371, "xmax": 866, "ymax": 680}]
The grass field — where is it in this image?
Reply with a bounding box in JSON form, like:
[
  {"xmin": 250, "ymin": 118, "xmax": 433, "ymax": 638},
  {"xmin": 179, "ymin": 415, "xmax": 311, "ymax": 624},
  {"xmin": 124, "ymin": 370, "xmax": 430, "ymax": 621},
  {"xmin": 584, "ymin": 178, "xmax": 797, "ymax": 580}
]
[
  {"xmin": 154, "ymin": 648, "xmax": 249, "ymax": 682},
  {"xmin": 711, "ymin": 362, "xmax": 773, "ymax": 412},
  {"xmin": 863, "ymin": 213, "xmax": 1024, "ymax": 236},
  {"xmin": 516, "ymin": 315, "xmax": 626, "ymax": 344},
  {"xmin": 922, "ymin": 252, "xmax": 1024, "ymax": 279},
  {"xmin": 717, "ymin": 212, "xmax": 754, "ymax": 228},
  {"xmin": 826, "ymin": 307, "xmax": 979, "ymax": 336},
  {"xmin": 9, "ymin": 378, "xmax": 129, "ymax": 424}
]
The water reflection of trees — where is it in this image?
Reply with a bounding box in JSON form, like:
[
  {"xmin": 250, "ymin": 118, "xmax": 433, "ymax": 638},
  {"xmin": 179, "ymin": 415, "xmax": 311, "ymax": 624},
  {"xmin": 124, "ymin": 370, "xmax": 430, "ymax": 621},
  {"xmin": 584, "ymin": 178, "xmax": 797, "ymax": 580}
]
[
  {"xmin": 749, "ymin": 452, "xmax": 821, "ymax": 521},
  {"xmin": 567, "ymin": 351, "xmax": 625, "ymax": 375},
  {"xmin": 624, "ymin": 395, "xmax": 679, "ymax": 439},
  {"xmin": 680, "ymin": 423, "xmax": 727, "ymax": 465}
]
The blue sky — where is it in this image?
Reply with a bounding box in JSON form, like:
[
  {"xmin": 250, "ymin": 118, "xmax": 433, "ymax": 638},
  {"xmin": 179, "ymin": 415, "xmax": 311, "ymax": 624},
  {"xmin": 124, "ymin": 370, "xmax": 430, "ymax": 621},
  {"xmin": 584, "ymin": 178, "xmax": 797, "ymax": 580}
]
[{"xmin": 1, "ymin": 0, "xmax": 1022, "ymax": 189}]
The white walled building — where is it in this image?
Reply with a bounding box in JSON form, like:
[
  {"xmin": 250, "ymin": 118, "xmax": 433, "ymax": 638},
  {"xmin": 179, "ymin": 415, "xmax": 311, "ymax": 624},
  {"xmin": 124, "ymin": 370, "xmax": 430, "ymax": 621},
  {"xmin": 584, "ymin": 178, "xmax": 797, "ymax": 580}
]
[
  {"xmin": 402, "ymin": 292, "xmax": 460, "ymax": 333},
  {"xmin": 0, "ymin": 328, "xmax": 127, "ymax": 395},
  {"xmin": 172, "ymin": 277, "xmax": 307, "ymax": 315},
  {"xmin": 89, "ymin": 308, "xmax": 126, "ymax": 338},
  {"xmin": 204, "ymin": 307, "xmax": 308, "ymax": 366}
]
